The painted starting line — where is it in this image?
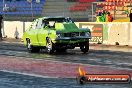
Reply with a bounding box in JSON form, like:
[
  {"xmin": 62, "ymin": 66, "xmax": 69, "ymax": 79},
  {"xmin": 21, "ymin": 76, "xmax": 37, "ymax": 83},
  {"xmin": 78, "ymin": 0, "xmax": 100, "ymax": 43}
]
[{"xmin": 0, "ymin": 55, "xmax": 132, "ymax": 79}]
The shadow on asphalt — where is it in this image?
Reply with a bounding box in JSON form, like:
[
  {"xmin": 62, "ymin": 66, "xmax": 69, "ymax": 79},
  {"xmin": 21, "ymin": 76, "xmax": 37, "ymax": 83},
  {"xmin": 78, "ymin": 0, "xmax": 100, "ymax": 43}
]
[{"xmin": 34, "ymin": 48, "xmax": 132, "ymax": 57}]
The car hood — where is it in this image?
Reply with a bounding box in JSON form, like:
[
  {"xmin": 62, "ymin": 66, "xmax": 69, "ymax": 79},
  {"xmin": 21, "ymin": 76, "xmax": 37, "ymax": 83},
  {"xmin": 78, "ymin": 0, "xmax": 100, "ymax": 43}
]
[{"xmin": 55, "ymin": 23, "xmax": 89, "ymax": 33}]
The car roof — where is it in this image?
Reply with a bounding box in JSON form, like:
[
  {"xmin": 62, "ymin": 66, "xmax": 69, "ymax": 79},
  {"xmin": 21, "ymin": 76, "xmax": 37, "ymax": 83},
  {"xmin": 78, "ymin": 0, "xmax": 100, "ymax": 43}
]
[{"xmin": 37, "ymin": 16, "xmax": 67, "ymax": 20}]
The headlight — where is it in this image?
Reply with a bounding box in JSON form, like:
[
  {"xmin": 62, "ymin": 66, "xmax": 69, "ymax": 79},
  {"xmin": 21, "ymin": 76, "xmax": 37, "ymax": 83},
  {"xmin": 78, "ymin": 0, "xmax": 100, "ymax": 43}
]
[
  {"xmin": 56, "ymin": 31, "xmax": 62, "ymax": 38},
  {"xmin": 56, "ymin": 33, "xmax": 61, "ymax": 38},
  {"xmin": 85, "ymin": 32, "xmax": 91, "ymax": 37}
]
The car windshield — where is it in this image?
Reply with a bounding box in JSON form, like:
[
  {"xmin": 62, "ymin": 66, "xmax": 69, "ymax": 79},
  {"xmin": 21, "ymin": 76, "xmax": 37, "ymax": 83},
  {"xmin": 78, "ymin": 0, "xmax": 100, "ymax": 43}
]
[
  {"xmin": 42, "ymin": 17, "xmax": 74, "ymax": 28},
  {"xmin": 43, "ymin": 17, "xmax": 73, "ymax": 23}
]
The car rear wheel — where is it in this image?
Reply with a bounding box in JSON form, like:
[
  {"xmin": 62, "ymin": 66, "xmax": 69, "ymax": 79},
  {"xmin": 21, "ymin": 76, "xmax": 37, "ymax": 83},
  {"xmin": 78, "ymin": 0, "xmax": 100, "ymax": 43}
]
[
  {"xmin": 46, "ymin": 38, "xmax": 55, "ymax": 54},
  {"xmin": 80, "ymin": 41, "xmax": 89, "ymax": 53},
  {"xmin": 26, "ymin": 39, "xmax": 40, "ymax": 53}
]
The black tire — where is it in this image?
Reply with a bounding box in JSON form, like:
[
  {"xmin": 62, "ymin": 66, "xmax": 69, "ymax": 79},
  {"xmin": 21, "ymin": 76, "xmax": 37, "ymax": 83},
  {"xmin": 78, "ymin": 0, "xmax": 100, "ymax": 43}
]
[
  {"xmin": 46, "ymin": 38, "xmax": 55, "ymax": 54},
  {"xmin": 80, "ymin": 41, "xmax": 89, "ymax": 53},
  {"xmin": 26, "ymin": 39, "xmax": 40, "ymax": 53}
]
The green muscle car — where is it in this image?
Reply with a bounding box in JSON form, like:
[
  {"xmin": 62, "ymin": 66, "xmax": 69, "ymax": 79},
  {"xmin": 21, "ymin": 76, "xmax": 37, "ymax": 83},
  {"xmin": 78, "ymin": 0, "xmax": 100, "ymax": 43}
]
[{"xmin": 23, "ymin": 17, "xmax": 91, "ymax": 54}]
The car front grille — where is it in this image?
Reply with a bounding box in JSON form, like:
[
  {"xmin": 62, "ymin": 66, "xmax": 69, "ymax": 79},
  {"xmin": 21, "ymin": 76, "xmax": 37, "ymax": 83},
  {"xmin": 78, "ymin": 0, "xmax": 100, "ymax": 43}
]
[{"xmin": 64, "ymin": 32, "xmax": 85, "ymax": 37}]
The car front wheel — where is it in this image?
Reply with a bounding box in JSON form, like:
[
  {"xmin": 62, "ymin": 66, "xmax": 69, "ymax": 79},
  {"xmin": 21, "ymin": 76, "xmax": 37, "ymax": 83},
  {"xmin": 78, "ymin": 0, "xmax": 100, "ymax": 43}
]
[
  {"xmin": 80, "ymin": 41, "xmax": 89, "ymax": 53},
  {"xmin": 46, "ymin": 38, "xmax": 55, "ymax": 54}
]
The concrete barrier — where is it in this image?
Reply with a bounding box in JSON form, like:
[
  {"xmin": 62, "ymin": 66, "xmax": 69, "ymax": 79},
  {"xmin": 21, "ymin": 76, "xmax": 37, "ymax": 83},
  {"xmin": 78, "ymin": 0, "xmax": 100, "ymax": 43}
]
[
  {"xmin": 2, "ymin": 21, "xmax": 132, "ymax": 46},
  {"xmin": 106, "ymin": 22, "xmax": 130, "ymax": 46},
  {"xmin": 77, "ymin": 22, "xmax": 131, "ymax": 46},
  {"xmin": 3, "ymin": 21, "xmax": 31, "ymax": 39},
  {"xmin": 4, "ymin": 21, "xmax": 24, "ymax": 39},
  {"xmin": 129, "ymin": 23, "xmax": 132, "ymax": 45},
  {"xmin": 77, "ymin": 22, "xmax": 103, "ymax": 43}
]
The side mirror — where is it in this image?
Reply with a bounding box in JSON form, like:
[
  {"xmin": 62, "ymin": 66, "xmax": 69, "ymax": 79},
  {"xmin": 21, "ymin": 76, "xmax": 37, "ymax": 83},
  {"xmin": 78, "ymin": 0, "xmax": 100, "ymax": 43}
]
[{"xmin": 30, "ymin": 25, "xmax": 32, "ymax": 29}]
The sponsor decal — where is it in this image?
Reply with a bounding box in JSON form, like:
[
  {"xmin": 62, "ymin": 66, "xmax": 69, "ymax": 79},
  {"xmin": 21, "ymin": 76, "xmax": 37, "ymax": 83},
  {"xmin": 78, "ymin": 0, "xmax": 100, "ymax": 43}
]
[
  {"xmin": 77, "ymin": 66, "xmax": 131, "ymax": 84},
  {"xmin": 79, "ymin": 23, "xmax": 103, "ymax": 43}
]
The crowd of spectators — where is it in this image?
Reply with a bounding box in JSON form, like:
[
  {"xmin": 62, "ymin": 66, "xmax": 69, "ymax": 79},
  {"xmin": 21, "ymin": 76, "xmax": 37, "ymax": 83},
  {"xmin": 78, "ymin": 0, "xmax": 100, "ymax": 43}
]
[
  {"xmin": 96, "ymin": 10, "xmax": 113, "ymax": 22},
  {"xmin": 5, "ymin": 0, "xmax": 21, "ymax": 1}
]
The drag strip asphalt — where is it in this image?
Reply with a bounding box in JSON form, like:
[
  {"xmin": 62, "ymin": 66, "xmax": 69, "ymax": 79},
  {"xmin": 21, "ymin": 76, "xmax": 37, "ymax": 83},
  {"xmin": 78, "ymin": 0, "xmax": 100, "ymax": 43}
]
[{"xmin": 0, "ymin": 55, "xmax": 132, "ymax": 79}]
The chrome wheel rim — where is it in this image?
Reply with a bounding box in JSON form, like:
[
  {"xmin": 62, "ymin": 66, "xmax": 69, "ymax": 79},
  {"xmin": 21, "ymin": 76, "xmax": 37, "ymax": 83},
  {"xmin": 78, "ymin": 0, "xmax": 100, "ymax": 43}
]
[
  {"xmin": 47, "ymin": 42, "xmax": 52, "ymax": 51},
  {"xmin": 27, "ymin": 41, "xmax": 31, "ymax": 50}
]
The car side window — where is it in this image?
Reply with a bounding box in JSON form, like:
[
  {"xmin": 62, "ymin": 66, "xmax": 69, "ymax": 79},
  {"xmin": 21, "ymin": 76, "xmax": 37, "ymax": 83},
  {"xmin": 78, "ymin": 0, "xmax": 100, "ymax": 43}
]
[
  {"xmin": 31, "ymin": 20, "xmax": 38, "ymax": 30},
  {"xmin": 36, "ymin": 19, "xmax": 42, "ymax": 29}
]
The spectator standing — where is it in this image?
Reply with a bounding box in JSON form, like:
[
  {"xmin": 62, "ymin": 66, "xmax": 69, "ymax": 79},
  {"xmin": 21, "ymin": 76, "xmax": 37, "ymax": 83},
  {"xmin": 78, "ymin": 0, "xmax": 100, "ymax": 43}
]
[
  {"xmin": 0, "ymin": 15, "xmax": 3, "ymax": 40},
  {"xmin": 100, "ymin": 14, "xmax": 105, "ymax": 22},
  {"xmin": 96, "ymin": 10, "xmax": 107, "ymax": 22},
  {"xmin": 96, "ymin": 11, "xmax": 102, "ymax": 22},
  {"xmin": 96, "ymin": 15, "xmax": 101, "ymax": 22},
  {"xmin": 105, "ymin": 12, "xmax": 109, "ymax": 22},
  {"xmin": 106, "ymin": 12, "xmax": 113, "ymax": 22},
  {"xmin": 129, "ymin": 9, "xmax": 132, "ymax": 22},
  {"xmin": 125, "ymin": 9, "xmax": 129, "ymax": 17},
  {"xmin": 101, "ymin": 10, "xmax": 106, "ymax": 22}
]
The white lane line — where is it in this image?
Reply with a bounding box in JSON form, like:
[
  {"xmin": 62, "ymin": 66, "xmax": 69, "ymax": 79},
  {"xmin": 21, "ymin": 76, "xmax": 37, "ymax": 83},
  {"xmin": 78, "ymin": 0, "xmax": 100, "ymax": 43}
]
[
  {"xmin": 0, "ymin": 69, "xmax": 131, "ymax": 80},
  {"xmin": 0, "ymin": 70, "xmax": 59, "ymax": 79}
]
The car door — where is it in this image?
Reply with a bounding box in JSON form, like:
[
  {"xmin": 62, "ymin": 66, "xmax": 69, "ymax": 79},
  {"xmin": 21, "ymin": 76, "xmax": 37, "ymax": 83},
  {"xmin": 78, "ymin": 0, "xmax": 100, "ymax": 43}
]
[
  {"xmin": 37, "ymin": 19, "xmax": 48, "ymax": 46},
  {"xmin": 27, "ymin": 20, "xmax": 39, "ymax": 45}
]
